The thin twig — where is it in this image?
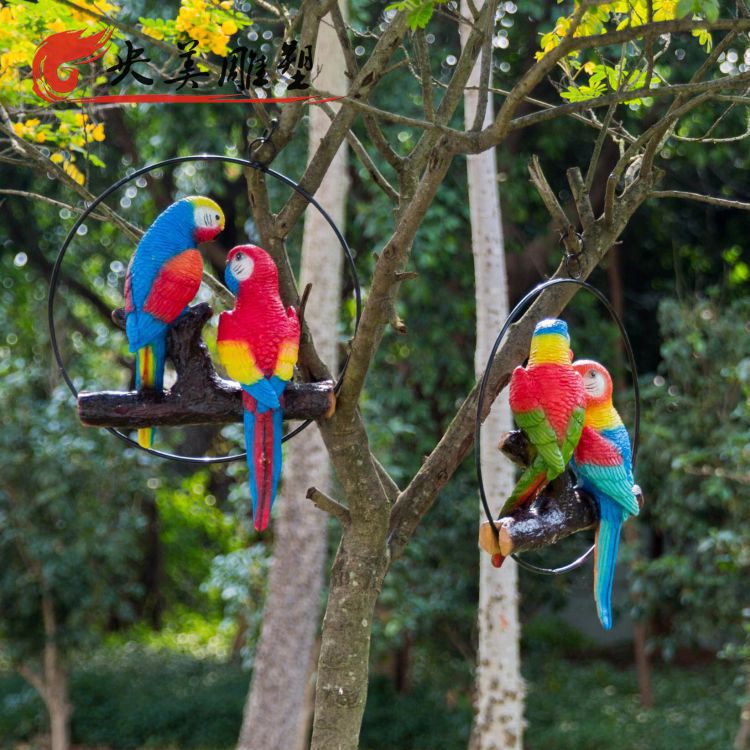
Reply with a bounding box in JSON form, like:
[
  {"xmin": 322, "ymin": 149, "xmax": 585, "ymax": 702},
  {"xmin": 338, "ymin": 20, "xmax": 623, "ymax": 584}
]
[
  {"xmin": 414, "ymin": 30, "xmax": 435, "ymax": 122},
  {"xmin": 651, "ymin": 190, "xmax": 750, "ymax": 211},
  {"xmin": 317, "ymin": 101, "xmax": 400, "ymax": 201},
  {"xmin": 0, "ymin": 189, "xmax": 110, "ymax": 221}
]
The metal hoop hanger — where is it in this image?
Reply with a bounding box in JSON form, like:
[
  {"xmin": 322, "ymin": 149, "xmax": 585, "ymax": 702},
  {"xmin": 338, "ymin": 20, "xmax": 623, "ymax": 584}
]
[
  {"xmin": 49, "ymin": 153, "xmax": 361, "ymax": 464},
  {"xmin": 475, "ymin": 277, "xmax": 640, "ymax": 576}
]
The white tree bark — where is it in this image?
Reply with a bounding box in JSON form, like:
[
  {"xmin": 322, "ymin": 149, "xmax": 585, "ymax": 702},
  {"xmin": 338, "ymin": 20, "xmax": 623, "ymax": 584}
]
[
  {"xmin": 236, "ymin": 10, "xmax": 348, "ymax": 750},
  {"xmin": 460, "ymin": 6, "xmax": 524, "ymax": 749}
]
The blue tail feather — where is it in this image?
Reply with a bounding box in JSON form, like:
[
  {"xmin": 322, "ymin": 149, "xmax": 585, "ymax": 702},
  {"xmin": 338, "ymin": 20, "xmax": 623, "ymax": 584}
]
[
  {"xmin": 272, "ymin": 407, "xmax": 283, "ymax": 496},
  {"xmin": 243, "ymin": 408, "xmax": 259, "ymax": 520},
  {"xmin": 594, "ymin": 499, "xmax": 625, "ymax": 631}
]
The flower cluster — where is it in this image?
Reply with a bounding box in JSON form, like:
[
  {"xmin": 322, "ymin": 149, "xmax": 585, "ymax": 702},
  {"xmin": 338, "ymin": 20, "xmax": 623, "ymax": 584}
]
[
  {"xmin": 141, "ymin": 0, "xmax": 250, "ymax": 58},
  {"xmin": 0, "ymin": 0, "xmax": 117, "ymax": 183}
]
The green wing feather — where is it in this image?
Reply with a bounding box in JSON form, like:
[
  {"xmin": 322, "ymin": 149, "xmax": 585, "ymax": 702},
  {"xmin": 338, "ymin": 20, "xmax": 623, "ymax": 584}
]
[
  {"xmin": 582, "ymin": 464, "xmax": 640, "ymax": 517},
  {"xmin": 514, "ymin": 408, "xmax": 565, "ymax": 476},
  {"xmin": 561, "ymin": 405, "xmax": 585, "ymax": 463},
  {"xmin": 499, "ymin": 454, "xmax": 549, "ymax": 516}
]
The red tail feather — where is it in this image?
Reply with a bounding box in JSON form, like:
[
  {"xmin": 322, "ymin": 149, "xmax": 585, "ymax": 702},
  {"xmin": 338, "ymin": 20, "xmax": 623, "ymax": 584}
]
[{"xmin": 252, "ymin": 410, "xmax": 274, "ymax": 531}]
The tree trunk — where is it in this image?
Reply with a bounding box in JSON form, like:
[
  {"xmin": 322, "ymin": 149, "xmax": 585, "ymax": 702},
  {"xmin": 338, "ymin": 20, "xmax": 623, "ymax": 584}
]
[
  {"xmin": 236, "ymin": 7, "xmax": 347, "ymax": 749},
  {"xmin": 461, "ymin": 5, "xmax": 524, "ymax": 748},
  {"xmin": 46, "ymin": 661, "xmax": 71, "ymax": 750}
]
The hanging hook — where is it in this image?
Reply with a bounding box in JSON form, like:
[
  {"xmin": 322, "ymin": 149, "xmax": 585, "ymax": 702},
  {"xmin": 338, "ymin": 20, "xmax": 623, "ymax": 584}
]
[
  {"xmin": 249, "ymin": 118, "xmax": 279, "ymax": 160},
  {"xmin": 560, "ymin": 229, "xmax": 585, "ymax": 280}
]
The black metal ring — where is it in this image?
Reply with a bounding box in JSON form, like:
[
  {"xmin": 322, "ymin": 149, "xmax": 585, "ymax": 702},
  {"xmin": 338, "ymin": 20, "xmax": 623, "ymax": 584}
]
[
  {"xmin": 475, "ymin": 277, "xmax": 640, "ymax": 576},
  {"xmin": 48, "ymin": 154, "xmax": 361, "ymax": 464}
]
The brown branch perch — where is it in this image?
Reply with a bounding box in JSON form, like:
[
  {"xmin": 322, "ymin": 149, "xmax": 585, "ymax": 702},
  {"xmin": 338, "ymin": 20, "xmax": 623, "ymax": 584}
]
[
  {"xmin": 78, "ymin": 303, "xmax": 335, "ymax": 429},
  {"xmin": 478, "ymin": 430, "xmax": 599, "ymax": 558}
]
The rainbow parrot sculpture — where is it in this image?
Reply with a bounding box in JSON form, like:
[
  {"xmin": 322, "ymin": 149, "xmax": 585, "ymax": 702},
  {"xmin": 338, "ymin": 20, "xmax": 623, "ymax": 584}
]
[
  {"xmin": 124, "ymin": 196, "xmax": 225, "ymax": 448},
  {"xmin": 217, "ymin": 245, "xmax": 300, "ymax": 531},
  {"xmin": 500, "ymin": 318, "xmax": 585, "ymax": 518},
  {"xmin": 571, "ymin": 360, "xmax": 640, "ymax": 630}
]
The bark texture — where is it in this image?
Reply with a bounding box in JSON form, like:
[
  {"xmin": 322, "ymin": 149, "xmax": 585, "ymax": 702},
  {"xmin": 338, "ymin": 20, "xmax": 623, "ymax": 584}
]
[
  {"xmin": 236, "ymin": 8, "xmax": 347, "ymax": 749},
  {"xmin": 461, "ymin": 6, "xmax": 524, "ymax": 745},
  {"xmin": 18, "ymin": 592, "xmax": 71, "ymax": 750}
]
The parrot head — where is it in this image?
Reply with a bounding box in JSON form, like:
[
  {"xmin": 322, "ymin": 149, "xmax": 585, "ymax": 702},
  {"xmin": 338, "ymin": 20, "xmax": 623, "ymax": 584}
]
[
  {"xmin": 572, "ymin": 359, "xmax": 613, "ymax": 406},
  {"xmin": 528, "ymin": 318, "xmax": 574, "ymax": 366},
  {"xmin": 186, "ymin": 196, "xmax": 225, "ymax": 243},
  {"xmin": 224, "ymin": 244, "xmax": 279, "ymax": 296}
]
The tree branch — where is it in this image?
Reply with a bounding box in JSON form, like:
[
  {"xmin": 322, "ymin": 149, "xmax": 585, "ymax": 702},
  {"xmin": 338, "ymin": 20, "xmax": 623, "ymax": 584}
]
[{"xmin": 306, "ymin": 486, "xmax": 351, "ymax": 525}]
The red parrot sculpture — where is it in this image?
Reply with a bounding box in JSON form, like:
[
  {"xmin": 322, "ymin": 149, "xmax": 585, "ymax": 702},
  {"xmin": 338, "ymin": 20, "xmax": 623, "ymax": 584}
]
[
  {"xmin": 492, "ymin": 319, "xmax": 585, "ymax": 567},
  {"xmin": 217, "ymin": 245, "xmax": 300, "ymax": 531}
]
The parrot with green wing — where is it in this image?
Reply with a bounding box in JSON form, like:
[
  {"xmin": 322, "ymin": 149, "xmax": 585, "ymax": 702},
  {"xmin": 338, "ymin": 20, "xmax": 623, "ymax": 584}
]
[{"xmin": 500, "ymin": 318, "xmax": 585, "ymax": 515}]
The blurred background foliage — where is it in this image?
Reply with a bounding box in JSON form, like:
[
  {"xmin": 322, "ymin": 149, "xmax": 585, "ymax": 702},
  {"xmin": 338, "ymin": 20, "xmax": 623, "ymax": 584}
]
[{"xmin": 0, "ymin": 0, "xmax": 749, "ymax": 747}]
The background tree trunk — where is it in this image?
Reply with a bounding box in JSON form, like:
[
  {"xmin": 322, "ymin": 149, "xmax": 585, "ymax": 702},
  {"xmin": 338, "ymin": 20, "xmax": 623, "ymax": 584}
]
[
  {"xmin": 461, "ymin": 5, "xmax": 524, "ymax": 748},
  {"xmin": 236, "ymin": 7, "xmax": 347, "ymax": 749}
]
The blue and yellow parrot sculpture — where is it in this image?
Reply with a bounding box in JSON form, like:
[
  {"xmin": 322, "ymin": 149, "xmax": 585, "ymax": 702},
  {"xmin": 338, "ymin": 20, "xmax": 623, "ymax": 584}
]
[
  {"xmin": 217, "ymin": 245, "xmax": 300, "ymax": 531},
  {"xmin": 571, "ymin": 360, "xmax": 640, "ymax": 630},
  {"xmin": 124, "ymin": 196, "xmax": 225, "ymax": 448}
]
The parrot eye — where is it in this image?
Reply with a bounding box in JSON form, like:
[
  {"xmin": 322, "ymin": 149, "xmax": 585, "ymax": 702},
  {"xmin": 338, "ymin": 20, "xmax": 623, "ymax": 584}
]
[
  {"xmin": 215, "ymin": 214, "xmax": 220, "ymax": 222},
  {"xmin": 588, "ymin": 370, "xmax": 596, "ymax": 378},
  {"xmin": 235, "ymin": 253, "xmax": 244, "ymax": 261}
]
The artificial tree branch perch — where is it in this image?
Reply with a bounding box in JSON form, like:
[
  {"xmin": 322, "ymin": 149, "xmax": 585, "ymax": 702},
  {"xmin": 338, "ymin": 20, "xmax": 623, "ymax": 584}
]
[
  {"xmin": 477, "ymin": 430, "xmax": 598, "ymax": 558},
  {"xmin": 77, "ymin": 304, "xmax": 334, "ymax": 429}
]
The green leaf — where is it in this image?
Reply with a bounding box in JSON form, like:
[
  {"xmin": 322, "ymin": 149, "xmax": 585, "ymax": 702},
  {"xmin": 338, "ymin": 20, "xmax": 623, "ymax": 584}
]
[
  {"xmin": 675, "ymin": 0, "xmax": 697, "ymax": 18},
  {"xmin": 409, "ymin": 3, "xmax": 435, "ymax": 29},
  {"xmin": 701, "ymin": 0, "xmax": 720, "ymax": 22}
]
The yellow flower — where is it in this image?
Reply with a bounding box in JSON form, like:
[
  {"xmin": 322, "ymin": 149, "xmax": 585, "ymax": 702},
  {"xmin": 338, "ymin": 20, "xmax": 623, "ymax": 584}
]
[
  {"xmin": 221, "ymin": 20, "xmax": 237, "ymax": 35},
  {"xmin": 49, "ymin": 19, "xmax": 67, "ymax": 33},
  {"xmin": 24, "ymin": 118, "xmax": 40, "ymax": 128},
  {"xmin": 210, "ymin": 33, "xmax": 229, "ymax": 55},
  {"xmin": 143, "ymin": 25, "xmax": 165, "ymax": 40},
  {"xmin": 91, "ymin": 123, "xmax": 105, "ymax": 142},
  {"xmin": 74, "ymin": 112, "xmax": 89, "ymax": 127},
  {"xmin": 35, "ymin": 131, "xmax": 46, "ymax": 143},
  {"xmin": 50, "ymin": 152, "xmax": 64, "ymax": 164},
  {"xmin": 12, "ymin": 121, "xmax": 25, "ymax": 137},
  {"xmin": 220, "ymin": 0, "xmax": 234, "ymax": 8}
]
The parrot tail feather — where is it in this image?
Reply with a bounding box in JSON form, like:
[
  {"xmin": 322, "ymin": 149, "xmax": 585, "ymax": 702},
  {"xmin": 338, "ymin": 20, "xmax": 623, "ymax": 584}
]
[
  {"xmin": 594, "ymin": 501, "xmax": 624, "ymax": 631},
  {"xmin": 134, "ymin": 336, "xmax": 166, "ymax": 449},
  {"xmin": 243, "ymin": 394, "xmax": 282, "ymax": 532}
]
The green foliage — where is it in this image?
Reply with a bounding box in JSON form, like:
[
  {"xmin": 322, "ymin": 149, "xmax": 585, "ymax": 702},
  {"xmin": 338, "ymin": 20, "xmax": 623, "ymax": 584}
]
[
  {"xmin": 525, "ymin": 656, "xmax": 736, "ymax": 750},
  {"xmin": 384, "ymin": 1, "xmax": 446, "ymax": 30},
  {"xmin": 0, "ymin": 257, "xmax": 150, "ymax": 659},
  {"xmin": 0, "ymin": 649, "xmax": 247, "ymax": 749},
  {"xmin": 634, "ymin": 294, "xmax": 750, "ymax": 660}
]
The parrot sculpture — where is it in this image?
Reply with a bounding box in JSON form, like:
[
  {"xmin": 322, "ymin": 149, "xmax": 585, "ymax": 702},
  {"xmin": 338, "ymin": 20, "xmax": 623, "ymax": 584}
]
[
  {"xmin": 500, "ymin": 318, "xmax": 586, "ymax": 518},
  {"xmin": 217, "ymin": 244, "xmax": 300, "ymax": 532},
  {"xmin": 124, "ymin": 196, "xmax": 225, "ymax": 448},
  {"xmin": 571, "ymin": 360, "xmax": 640, "ymax": 631}
]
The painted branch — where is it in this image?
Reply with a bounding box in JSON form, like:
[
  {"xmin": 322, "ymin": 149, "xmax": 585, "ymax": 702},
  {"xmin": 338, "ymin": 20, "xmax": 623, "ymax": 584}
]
[
  {"xmin": 77, "ymin": 303, "xmax": 335, "ymax": 428},
  {"xmin": 478, "ymin": 430, "xmax": 599, "ymax": 557}
]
